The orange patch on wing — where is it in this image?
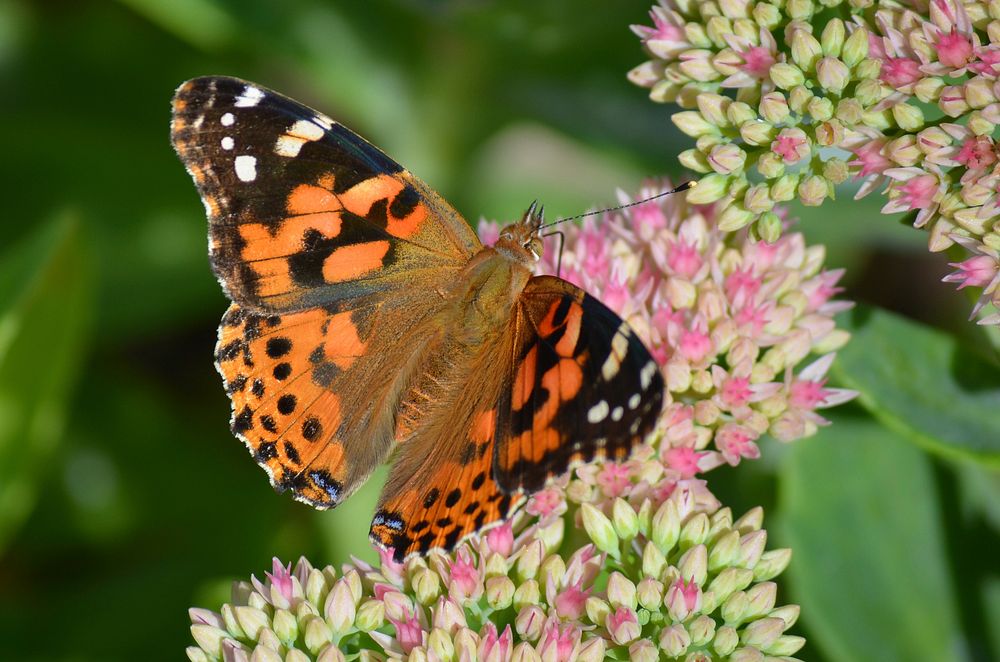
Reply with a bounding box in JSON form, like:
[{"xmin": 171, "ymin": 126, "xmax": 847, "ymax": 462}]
[
  {"xmin": 322, "ymin": 241, "xmax": 390, "ymax": 283},
  {"xmin": 323, "ymin": 310, "xmax": 369, "ymax": 370},
  {"xmin": 308, "ymin": 439, "xmax": 347, "ymax": 482},
  {"xmin": 541, "ymin": 358, "xmax": 584, "ymax": 404},
  {"xmin": 386, "ymin": 201, "xmax": 427, "ymax": 239},
  {"xmin": 470, "ymin": 409, "xmax": 496, "ymax": 444},
  {"xmin": 532, "ymin": 427, "xmax": 560, "ymax": 461},
  {"xmin": 512, "ymin": 346, "xmax": 538, "ymax": 410},
  {"xmin": 288, "ymin": 183, "xmax": 340, "ymax": 215},
  {"xmin": 339, "ymin": 174, "xmax": 403, "ymax": 214},
  {"xmin": 537, "ymin": 300, "xmax": 560, "ymax": 335},
  {"xmin": 238, "ymin": 215, "xmax": 343, "ymax": 298},
  {"xmin": 554, "ymin": 304, "xmax": 583, "ymax": 356}
]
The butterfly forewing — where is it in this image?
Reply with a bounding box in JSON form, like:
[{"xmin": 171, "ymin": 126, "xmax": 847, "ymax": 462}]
[
  {"xmin": 171, "ymin": 76, "xmax": 479, "ymax": 312},
  {"xmin": 495, "ymin": 276, "xmax": 665, "ymax": 492}
]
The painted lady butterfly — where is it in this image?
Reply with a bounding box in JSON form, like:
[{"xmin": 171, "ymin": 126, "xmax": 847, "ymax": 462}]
[{"xmin": 171, "ymin": 76, "xmax": 668, "ymax": 560}]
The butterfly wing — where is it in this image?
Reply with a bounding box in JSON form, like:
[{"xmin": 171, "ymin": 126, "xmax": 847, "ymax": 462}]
[
  {"xmin": 370, "ymin": 341, "xmax": 524, "ymax": 561},
  {"xmin": 370, "ymin": 275, "xmax": 665, "ymax": 560},
  {"xmin": 171, "ymin": 76, "xmax": 480, "ymax": 312},
  {"xmin": 172, "ymin": 76, "xmax": 481, "ymax": 507},
  {"xmin": 494, "ymin": 275, "xmax": 665, "ymax": 492}
]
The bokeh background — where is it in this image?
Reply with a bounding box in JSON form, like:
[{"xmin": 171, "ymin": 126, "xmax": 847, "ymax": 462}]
[{"xmin": 1, "ymin": 1, "xmax": 998, "ymax": 660}]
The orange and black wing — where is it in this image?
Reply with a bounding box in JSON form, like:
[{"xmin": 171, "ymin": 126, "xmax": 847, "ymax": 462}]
[
  {"xmin": 172, "ymin": 76, "xmax": 480, "ymax": 509},
  {"xmin": 493, "ymin": 275, "xmax": 665, "ymax": 492},
  {"xmin": 171, "ymin": 76, "xmax": 480, "ymax": 313}
]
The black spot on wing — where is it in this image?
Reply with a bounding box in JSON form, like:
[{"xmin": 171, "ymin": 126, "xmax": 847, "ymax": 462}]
[
  {"xmin": 266, "ymin": 337, "xmax": 292, "ymax": 358},
  {"xmin": 277, "ymin": 394, "xmax": 297, "ymax": 415},
  {"xmin": 390, "ymin": 185, "xmax": 420, "ymax": 218},
  {"xmin": 302, "ymin": 417, "xmax": 322, "ymax": 441}
]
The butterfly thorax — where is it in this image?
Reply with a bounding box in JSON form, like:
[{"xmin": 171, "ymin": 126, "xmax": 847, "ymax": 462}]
[{"xmin": 451, "ymin": 217, "xmax": 542, "ymax": 345}]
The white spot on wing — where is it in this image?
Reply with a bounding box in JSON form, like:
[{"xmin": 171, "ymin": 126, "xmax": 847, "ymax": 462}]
[
  {"xmin": 640, "ymin": 360, "xmax": 658, "ymax": 390},
  {"xmin": 587, "ymin": 400, "xmax": 609, "ymax": 423},
  {"xmin": 601, "ymin": 356, "xmax": 619, "ymax": 381},
  {"xmin": 612, "ymin": 406, "xmax": 623, "ymax": 421},
  {"xmin": 601, "ymin": 326, "xmax": 631, "ymax": 381},
  {"xmin": 630, "ymin": 420, "xmax": 640, "ymax": 434},
  {"xmin": 221, "ymin": 136, "xmax": 234, "ymax": 150},
  {"xmin": 221, "ymin": 112, "xmax": 235, "ymax": 126},
  {"xmin": 234, "ymin": 155, "xmax": 257, "ymax": 182},
  {"xmin": 274, "ymin": 119, "xmax": 326, "ymax": 158},
  {"xmin": 290, "ymin": 119, "xmax": 325, "ymax": 141},
  {"xmin": 628, "ymin": 393, "xmax": 641, "ymax": 409},
  {"xmin": 234, "ymin": 85, "xmax": 264, "ymax": 107},
  {"xmin": 275, "ymin": 136, "xmax": 306, "ymax": 158},
  {"xmin": 313, "ymin": 113, "xmax": 334, "ymax": 129}
]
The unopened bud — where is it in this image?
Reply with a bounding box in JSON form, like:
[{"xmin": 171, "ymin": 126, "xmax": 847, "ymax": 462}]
[
  {"xmin": 769, "ymin": 62, "xmax": 805, "ymax": 89},
  {"xmin": 816, "ymin": 57, "xmax": 850, "ymax": 93},
  {"xmin": 790, "ymin": 30, "xmax": 823, "ymax": 70},
  {"xmin": 672, "ymin": 111, "xmax": 719, "ymax": 137},
  {"xmin": 841, "ymin": 25, "xmax": 868, "ymax": 66},
  {"xmin": 798, "ymin": 175, "xmax": 829, "ymax": 206},
  {"xmin": 807, "ymin": 96, "xmax": 834, "ymax": 121},
  {"xmin": 756, "ymin": 151, "xmax": 785, "ymax": 179},
  {"xmin": 892, "ymin": 103, "xmax": 924, "ymax": 131}
]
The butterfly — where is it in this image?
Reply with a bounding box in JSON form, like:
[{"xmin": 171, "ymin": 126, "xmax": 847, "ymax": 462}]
[{"xmin": 170, "ymin": 76, "xmax": 667, "ymax": 561}]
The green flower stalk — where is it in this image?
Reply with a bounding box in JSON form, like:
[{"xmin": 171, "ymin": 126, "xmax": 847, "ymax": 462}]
[{"xmin": 631, "ymin": 0, "xmax": 1000, "ymax": 323}]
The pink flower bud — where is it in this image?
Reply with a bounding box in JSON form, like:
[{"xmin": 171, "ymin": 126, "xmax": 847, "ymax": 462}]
[
  {"xmin": 605, "ymin": 606, "xmax": 640, "ymax": 645},
  {"xmin": 485, "ymin": 522, "xmax": 515, "ymax": 557},
  {"xmin": 945, "ymin": 254, "xmax": 998, "ymax": 289}
]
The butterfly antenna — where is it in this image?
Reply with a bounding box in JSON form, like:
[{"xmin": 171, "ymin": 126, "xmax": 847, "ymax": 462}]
[{"xmin": 538, "ymin": 181, "xmax": 695, "ymax": 230}]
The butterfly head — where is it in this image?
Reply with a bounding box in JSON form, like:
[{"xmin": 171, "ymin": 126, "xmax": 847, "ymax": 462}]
[{"xmin": 496, "ymin": 201, "xmax": 545, "ymax": 266}]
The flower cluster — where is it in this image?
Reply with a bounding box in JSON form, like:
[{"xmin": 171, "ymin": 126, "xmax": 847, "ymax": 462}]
[
  {"xmin": 630, "ymin": 0, "xmax": 1000, "ymax": 323},
  {"xmin": 482, "ymin": 182, "xmax": 855, "ymax": 472},
  {"xmin": 188, "ymin": 492, "xmax": 801, "ymax": 661}
]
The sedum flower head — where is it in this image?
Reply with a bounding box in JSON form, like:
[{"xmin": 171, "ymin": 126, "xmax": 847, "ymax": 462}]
[
  {"xmin": 482, "ymin": 181, "xmax": 856, "ymax": 472},
  {"xmin": 631, "ymin": 0, "xmax": 1000, "ymax": 323},
  {"xmin": 189, "ymin": 503, "xmax": 801, "ymax": 661}
]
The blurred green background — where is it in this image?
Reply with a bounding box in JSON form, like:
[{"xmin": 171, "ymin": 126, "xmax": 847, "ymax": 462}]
[{"xmin": 0, "ymin": 1, "xmax": 998, "ymax": 660}]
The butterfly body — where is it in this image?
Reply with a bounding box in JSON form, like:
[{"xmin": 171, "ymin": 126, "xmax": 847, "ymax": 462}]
[{"xmin": 172, "ymin": 76, "xmax": 665, "ymax": 560}]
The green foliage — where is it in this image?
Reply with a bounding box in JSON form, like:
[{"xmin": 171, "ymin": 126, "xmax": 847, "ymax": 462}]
[
  {"xmin": 0, "ymin": 1, "xmax": 996, "ymax": 660},
  {"xmin": 836, "ymin": 307, "xmax": 1000, "ymax": 466},
  {"xmin": 780, "ymin": 415, "xmax": 964, "ymax": 662},
  {"xmin": 0, "ymin": 215, "xmax": 93, "ymax": 551}
]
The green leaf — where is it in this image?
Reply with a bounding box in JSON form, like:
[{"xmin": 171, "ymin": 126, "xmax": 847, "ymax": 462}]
[
  {"xmin": 0, "ymin": 213, "xmax": 94, "ymax": 550},
  {"xmin": 115, "ymin": 0, "xmax": 236, "ymax": 51},
  {"xmin": 835, "ymin": 306, "xmax": 1000, "ymax": 466},
  {"xmin": 779, "ymin": 415, "xmax": 966, "ymax": 662}
]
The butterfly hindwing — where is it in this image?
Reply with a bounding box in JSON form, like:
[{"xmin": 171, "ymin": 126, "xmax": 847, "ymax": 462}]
[
  {"xmin": 495, "ymin": 275, "xmax": 665, "ymax": 493},
  {"xmin": 370, "ymin": 404, "xmax": 526, "ymax": 561},
  {"xmin": 171, "ymin": 76, "xmax": 480, "ymax": 312}
]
